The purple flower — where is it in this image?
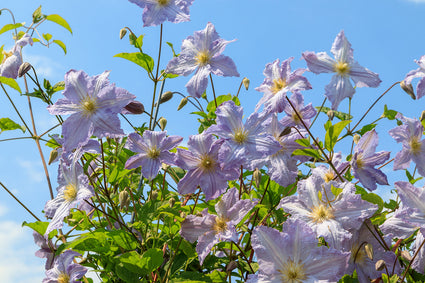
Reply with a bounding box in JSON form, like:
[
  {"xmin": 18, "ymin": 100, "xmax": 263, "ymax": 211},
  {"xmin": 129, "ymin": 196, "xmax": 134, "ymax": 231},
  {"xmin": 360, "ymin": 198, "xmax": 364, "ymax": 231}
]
[
  {"xmin": 175, "ymin": 133, "xmax": 239, "ymax": 200},
  {"xmin": 404, "ymin": 55, "xmax": 425, "ymax": 99},
  {"xmin": 44, "ymin": 163, "xmax": 94, "ymax": 236},
  {"xmin": 50, "ymin": 134, "xmax": 100, "ymax": 166},
  {"xmin": 0, "ymin": 33, "xmax": 33, "ymax": 78},
  {"xmin": 255, "ymin": 57, "xmax": 311, "ymax": 113},
  {"xmin": 33, "ymin": 231, "xmax": 56, "ymax": 270},
  {"xmin": 389, "ymin": 113, "xmax": 425, "ymax": 176},
  {"xmin": 206, "ymin": 101, "xmax": 281, "ymax": 170},
  {"xmin": 180, "ymin": 187, "xmax": 255, "ymax": 264},
  {"xmin": 166, "ymin": 22, "xmax": 239, "ymax": 98},
  {"xmin": 43, "ymin": 250, "xmax": 87, "ymax": 283},
  {"xmin": 125, "ymin": 131, "xmax": 182, "ymax": 180},
  {"xmin": 280, "ymin": 92, "xmax": 317, "ymax": 128},
  {"xmin": 129, "ymin": 0, "xmax": 194, "ymax": 27},
  {"xmin": 249, "ymin": 219, "xmax": 347, "ymax": 282},
  {"xmin": 47, "ymin": 70, "xmax": 135, "ymax": 151},
  {"xmin": 302, "ymin": 30, "xmax": 381, "ymax": 110},
  {"xmin": 351, "ymin": 129, "xmax": 390, "ymax": 191}
]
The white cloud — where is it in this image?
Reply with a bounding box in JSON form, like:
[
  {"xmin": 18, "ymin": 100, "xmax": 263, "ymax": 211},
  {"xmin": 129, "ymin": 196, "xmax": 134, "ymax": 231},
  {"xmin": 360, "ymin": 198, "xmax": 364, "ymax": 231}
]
[
  {"xmin": 16, "ymin": 159, "xmax": 44, "ymax": 183},
  {"xmin": 24, "ymin": 54, "xmax": 64, "ymax": 80}
]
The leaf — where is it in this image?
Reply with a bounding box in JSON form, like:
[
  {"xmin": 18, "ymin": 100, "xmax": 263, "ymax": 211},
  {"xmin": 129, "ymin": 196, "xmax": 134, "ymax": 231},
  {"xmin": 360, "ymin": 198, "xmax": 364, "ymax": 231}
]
[
  {"xmin": 206, "ymin": 94, "xmax": 237, "ymax": 113},
  {"xmin": 22, "ymin": 221, "xmax": 49, "ymax": 235},
  {"xmin": 355, "ymin": 185, "xmax": 383, "ymax": 213},
  {"xmin": 53, "ymin": 40, "xmax": 67, "ymax": 54},
  {"xmin": 315, "ymin": 106, "xmax": 353, "ymax": 121},
  {"xmin": 324, "ymin": 120, "xmax": 351, "ymax": 151},
  {"xmin": 292, "ymin": 148, "xmax": 322, "ymax": 160},
  {"xmin": 0, "ymin": 76, "xmax": 21, "ymax": 93},
  {"xmin": 0, "ymin": 118, "xmax": 25, "ymax": 133},
  {"xmin": 42, "ymin": 33, "xmax": 52, "ymax": 41},
  {"xmin": 45, "ymin": 14, "xmax": 72, "ymax": 34},
  {"xmin": 53, "ymin": 81, "xmax": 65, "ymax": 92},
  {"xmin": 114, "ymin": 52, "xmax": 154, "ymax": 74},
  {"xmin": 166, "ymin": 41, "xmax": 178, "ymax": 57},
  {"xmin": 382, "ymin": 104, "xmax": 397, "ymax": 120},
  {"xmin": 357, "ymin": 123, "xmax": 376, "ymax": 136},
  {"xmin": 0, "ymin": 23, "xmax": 23, "ymax": 35}
]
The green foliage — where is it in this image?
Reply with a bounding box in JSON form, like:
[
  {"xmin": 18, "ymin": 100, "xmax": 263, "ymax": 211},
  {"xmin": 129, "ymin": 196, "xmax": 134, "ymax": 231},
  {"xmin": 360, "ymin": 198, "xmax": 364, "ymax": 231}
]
[
  {"xmin": 0, "ymin": 23, "xmax": 23, "ymax": 35},
  {"xmin": 53, "ymin": 39, "xmax": 67, "ymax": 54},
  {"xmin": 45, "ymin": 14, "xmax": 73, "ymax": 34},
  {"xmin": 0, "ymin": 118, "xmax": 25, "ymax": 133},
  {"xmin": 382, "ymin": 104, "xmax": 398, "ymax": 120},
  {"xmin": 114, "ymin": 52, "xmax": 154, "ymax": 74},
  {"xmin": 0, "ymin": 76, "xmax": 21, "ymax": 93},
  {"xmin": 316, "ymin": 106, "xmax": 353, "ymax": 121},
  {"xmin": 324, "ymin": 120, "xmax": 351, "ymax": 151}
]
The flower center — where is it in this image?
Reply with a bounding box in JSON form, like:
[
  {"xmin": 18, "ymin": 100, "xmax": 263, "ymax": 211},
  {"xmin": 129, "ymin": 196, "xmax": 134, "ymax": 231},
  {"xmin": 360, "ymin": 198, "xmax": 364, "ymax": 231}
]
[
  {"xmin": 213, "ymin": 217, "xmax": 228, "ymax": 233},
  {"xmin": 1, "ymin": 50, "xmax": 13, "ymax": 64},
  {"xmin": 356, "ymin": 156, "xmax": 364, "ymax": 169},
  {"xmin": 195, "ymin": 50, "xmax": 211, "ymax": 66},
  {"xmin": 334, "ymin": 61, "xmax": 350, "ymax": 76},
  {"xmin": 323, "ymin": 171, "xmax": 334, "ymax": 183},
  {"xmin": 57, "ymin": 273, "xmax": 70, "ymax": 283},
  {"xmin": 147, "ymin": 146, "xmax": 161, "ymax": 159},
  {"xmin": 80, "ymin": 95, "xmax": 98, "ymax": 117},
  {"xmin": 199, "ymin": 154, "xmax": 216, "ymax": 173},
  {"xmin": 278, "ymin": 258, "xmax": 308, "ymax": 283},
  {"xmin": 410, "ymin": 137, "xmax": 422, "ymax": 154},
  {"xmin": 63, "ymin": 184, "xmax": 78, "ymax": 202},
  {"xmin": 310, "ymin": 204, "xmax": 334, "ymax": 223},
  {"xmin": 233, "ymin": 128, "xmax": 248, "ymax": 144},
  {"xmin": 157, "ymin": 0, "xmax": 170, "ymax": 6},
  {"xmin": 291, "ymin": 112, "xmax": 302, "ymax": 124},
  {"xmin": 271, "ymin": 78, "xmax": 287, "ymax": 94}
]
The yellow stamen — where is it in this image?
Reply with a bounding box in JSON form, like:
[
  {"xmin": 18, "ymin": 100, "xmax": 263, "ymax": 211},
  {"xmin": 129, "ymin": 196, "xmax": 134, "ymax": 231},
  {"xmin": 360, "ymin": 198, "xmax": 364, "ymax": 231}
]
[
  {"xmin": 334, "ymin": 61, "xmax": 350, "ymax": 76},
  {"xmin": 213, "ymin": 217, "xmax": 228, "ymax": 233},
  {"xmin": 271, "ymin": 78, "xmax": 287, "ymax": 94},
  {"xmin": 80, "ymin": 95, "xmax": 98, "ymax": 117},
  {"xmin": 410, "ymin": 137, "xmax": 422, "ymax": 154},
  {"xmin": 63, "ymin": 184, "xmax": 77, "ymax": 202},
  {"xmin": 157, "ymin": 0, "xmax": 170, "ymax": 5},
  {"xmin": 199, "ymin": 154, "xmax": 216, "ymax": 173},
  {"xmin": 1, "ymin": 50, "xmax": 13, "ymax": 64},
  {"xmin": 147, "ymin": 146, "xmax": 161, "ymax": 159},
  {"xmin": 310, "ymin": 204, "xmax": 334, "ymax": 223},
  {"xmin": 57, "ymin": 273, "xmax": 70, "ymax": 283},
  {"xmin": 195, "ymin": 50, "xmax": 211, "ymax": 66},
  {"xmin": 278, "ymin": 258, "xmax": 308, "ymax": 282},
  {"xmin": 233, "ymin": 128, "xmax": 248, "ymax": 144},
  {"xmin": 323, "ymin": 171, "xmax": 334, "ymax": 183}
]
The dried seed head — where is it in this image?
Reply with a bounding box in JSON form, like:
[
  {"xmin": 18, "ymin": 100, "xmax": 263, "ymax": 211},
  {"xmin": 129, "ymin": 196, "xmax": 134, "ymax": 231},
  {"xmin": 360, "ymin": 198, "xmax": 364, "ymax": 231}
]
[{"xmin": 242, "ymin": 77, "xmax": 250, "ymax": 90}]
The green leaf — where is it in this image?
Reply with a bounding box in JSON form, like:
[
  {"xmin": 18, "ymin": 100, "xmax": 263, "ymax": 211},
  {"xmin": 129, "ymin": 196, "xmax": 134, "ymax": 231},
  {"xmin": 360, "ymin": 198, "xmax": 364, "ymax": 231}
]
[
  {"xmin": 324, "ymin": 120, "xmax": 351, "ymax": 151},
  {"xmin": 140, "ymin": 248, "xmax": 163, "ymax": 273},
  {"xmin": 22, "ymin": 221, "xmax": 49, "ymax": 235},
  {"xmin": 331, "ymin": 184, "xmax": 343, "ymax": 197},
  {"xmin": 42, "ymin": 33, "xmax": 52, "ymax": 41},
  {"xmin": 295, "ymin": 137, "xmax": 310, "ymax": 147},
  {"xmin": 53, "ymin": 40, "xmax": 67, "ymax": 54},
  {"xmin": 0, "ymin": 76, "xmax": 21, "ymax": 93},
  {"xmin": 53, "ymin": 81, "xmax": 65, "ymax": 92},
  {"xmin": 382, "ymin": 104, "xmax": 398, "ymax": 120},
  {"xmin": 316, "ymin": 106, "xmax": 353, "ymax": 121},
  {"xmin": 114, "ymin": 52, "xmax": 154, "ymax": 74},
  {"xmin": 292, "ymin": 148, "xmax": 322, "ymax": 160},
  {"xmin": 0, "ymin": 118, "xmax": 25, "ymax": 133},
  {"xmin": 129, "ymin": 34, "xmax": 144, "ymax": 49},
  {"xmin": 0, "ymin": 23, "xmax": 23, "ymax": 35},
  {"xmin": 32, "ymin": 6, "xmax": 44, "ymax": 24},
  {"xmin": 45, "ymin": 14, "xmax": 72, "ymax": 34},
  {"xmin": 355, "ymin": 185, "xmax": 384, "ymax": 213},
  {"xmin": 166, "ymin": 41, "xmax": 178, "ymax": 57},
  {"xmin": 206, "ymin": 94, "xmax": 238, "ymax": 113},
  {"xmin": 357, "ymin": 123, "xmax": 377, "ymax": 136}
]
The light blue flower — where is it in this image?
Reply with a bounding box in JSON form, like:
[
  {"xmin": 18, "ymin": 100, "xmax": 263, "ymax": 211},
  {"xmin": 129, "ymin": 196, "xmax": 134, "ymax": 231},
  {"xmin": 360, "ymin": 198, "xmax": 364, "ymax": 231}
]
[{"xmin": 43, "ymin": 250, "xmax": 87, "ymax": 283}]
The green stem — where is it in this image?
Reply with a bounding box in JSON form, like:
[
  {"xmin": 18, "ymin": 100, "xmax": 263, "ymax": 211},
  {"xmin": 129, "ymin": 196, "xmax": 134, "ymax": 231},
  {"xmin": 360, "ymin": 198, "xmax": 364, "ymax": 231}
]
[
  {"xmin": 149, "ymin": 24, "xmax": 164, "ymax": 130},
  {"xmin": 210, "ymin": 74, "xmax": 218, "ymax": 108}
]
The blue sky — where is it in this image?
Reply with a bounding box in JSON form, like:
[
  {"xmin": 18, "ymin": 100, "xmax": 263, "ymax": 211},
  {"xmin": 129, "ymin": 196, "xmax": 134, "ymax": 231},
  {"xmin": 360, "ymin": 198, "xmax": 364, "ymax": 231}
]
[{"xmin": 1, "ymin": 0, "xmax": 425, "ymax": 281}]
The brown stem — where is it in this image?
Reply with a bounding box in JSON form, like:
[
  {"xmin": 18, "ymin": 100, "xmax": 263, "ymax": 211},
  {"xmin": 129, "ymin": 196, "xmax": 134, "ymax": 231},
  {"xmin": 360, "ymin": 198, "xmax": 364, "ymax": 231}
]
[{"xmin": 0, "ymin": 181, "xmax": 40, "ymax": 221}]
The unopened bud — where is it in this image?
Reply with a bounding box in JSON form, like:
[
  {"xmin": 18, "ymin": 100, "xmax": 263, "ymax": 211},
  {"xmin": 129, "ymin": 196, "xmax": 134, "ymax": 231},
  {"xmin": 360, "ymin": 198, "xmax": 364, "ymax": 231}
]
[
  {"xmin": 150, "ymin": 190, "xmax": 158, "ymax": 201},
  {"xmin": 124, "ymin": 101, "xmax": 145, "ymax": 114},
  {"xmin": 177, "ymin": 97, "xmax": 188, "ymax": 111},
  {"xmin": 18, "ymin": 62, "xmax": 32, "ymax": 77},
  {"xmin": 242, "ymin": 77, "xmax": 250, "ymax": 90},
  {"xmin": 159, "ymin": 91, "xmax": 173, "ymax": 104},
  {"xmin": 48, "ymin": 148, "xmax": 58, "ymax": 165},
  {"xmin": 180, "ymin": 211, "xmax": 186, "ymax": 218},
  {"xmin": 420, "ymin": 110, "xmax": 425, "ymax": 122},
  {"xmin": 327, "ymin": 110, "xmax": 335, "ymax": 121},
  {"xmin": 253, "ymin": 168, "xmax": 261, "ymax": 188},
  {"xmin": 119, "ymin": 28, "xmax": 127, "ymax": 40},
  {"xmin": 119, "ymin": 190, "xmax": 130, "ymax": 211},
  {"xmin": 226, "ymin": 261, "xmax": 238, "ymax": 272},
  {"xmin": 400, "ymin": 250, "xmax": 412, "ymax": 261},
  {"xmin": 353, "ymin": 134, "xmax": 361, "ymax": 144},
  {"xmin": 159, "ymin": 117, "xmax": 167, "ymax": 130},
  {"xmin": 375, "ymin": 259, "xmax": 386, "ymax": 271},
  {"xmin": 400, "ymin": 80, "xmax": 416, "ymax": 100},
  {"xmin": 169, "ymin": 197, "xmax": 176, "ymax": 208},
  {"xmin": 364, "ymin": 243, "xmax": 373, "ymax": 260},
  {"xmin": 196, "ymin": 211, "xmax": 203, "ymax": 217},
  {"xmin": 162, "ymin": 163, "xmax": 170, "ymax": 171},
  {"xmin": 279, "ymin": 126, "xmax": 292, "ymax": 137}
]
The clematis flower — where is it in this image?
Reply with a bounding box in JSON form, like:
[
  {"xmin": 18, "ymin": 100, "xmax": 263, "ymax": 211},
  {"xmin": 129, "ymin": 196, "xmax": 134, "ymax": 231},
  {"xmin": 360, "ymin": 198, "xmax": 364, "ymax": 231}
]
[
  {"xmin": 351, "ymin": 129, "xmax": 390, "ymax": 191},
  {"xmin": 43, "ymin": 250, "xmax": 87, "ymax": 283},
  {"xmin": 389, "ymin": 113, "xmax": 425, "ymax": 177},
  {"xmin": 166, "ymin": 22, "xmax": 239, "ymax": 98},
  {"xmin": 255, "ymin": 57, "xmax": 311, "ymax": 113},
  {"xmin": 180, "ymin": 187, "xmax": 256, "ymax": 264},
  {"xmin": 47, "ymin": 70, "xmax": 135, "ymax": 152},
  {"xmin": 280, "ymin": 91, "xmax": 316, "ymax": 128},
  {"xmin": 249, "ymin": 219, "xmax": 347, "ymax": 282},
  {"xmin": 175, "ymin": 133, "xmax": 239, "ymax": 200},
  {"xmin": 278, "ymin": 180, "xmax": 377, "ymax": 249},
  {"xmin": 44, "ymin": 163, "xmax": 94, "ymax": 237},
  {"xmin": 125, "ymin": 130, "xmax": 182, "ymax": 180},
  {"xmin": 49, "ymin": 134, "xmax": 100, "ymax": 166},
  {"xmin": 403, "ymin": 55, "xmax": 425, "ymax": 99},
  {"xmin": 0, "ymin": 33, "xmax": 33, "ymax": 78},
  {"xmin": 205, "ymin": 101, "xmax": 281, "ymax": 171},
  {"xmin": 33, "ymin": 231, "xmax": 56, "ymax": 270},
  {"xmin": 302, "ymin": 30, "xmax": 381, "ymax": 110},
  {"xmin": 129, "ymin": 0, "xmax": 194, "ymax": 27}
]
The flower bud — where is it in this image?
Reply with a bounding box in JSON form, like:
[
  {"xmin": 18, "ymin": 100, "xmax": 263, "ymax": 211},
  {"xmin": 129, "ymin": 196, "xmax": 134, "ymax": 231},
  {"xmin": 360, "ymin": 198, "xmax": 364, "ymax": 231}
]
[
  {"xmin": 124, "ymin": 101, "xmax": 145, "ymax": 114},
  {"xmin": 400, "ymin": 80, "xmax": 416, "ymax": 100},
  {"xmin": 196, "ymin": 211, "xmax": 203, "ymax": 217},
  {"xmin": 177, "ymin": 97, "xmax": 188, "ymax": 111},
  {"xmin": 48, "ymin": 148, "xmax": 58, "ymax": 165},
  {"xmin": 400, "ymin": 250, "xmax": 412, "ymax": 261},
  {"xmin": 279, "ymin": 126, "xmax": 292, "ymax": 137},
  {"xmin": 226, "ymin": 261, "xmax": 238, "ymax": 272},
  {"xmin": 150, "ymin": 190, "xmax": 158, "ymax": 201},
  {"xmin": 242, "ymin": 77, "xmax": 250, "ymax": 90},
  {"xmin": 253, "ymin": 168, "xmax": 261, "ymax": 188},
  {"xmin": 375, "ymin": 259, "xmax": 386, "ymax": 271},
  {"xmin": 159, "ymin": 117, "xmax": 167, "ymax": 130},
  {"xmin": 327, "ymin": 110, "xmax": 335, "ymax": 121},
  {"xmin": 119, "ymin": 190, "xmax": 130, "ymax": 211},
  {"xmin": 168, "ymin": 197, "xmax": 176, "ymax": 208},
  {"xmin": 162, "ymin": 163, "xmax": 170, "ymax": 171},
  {"xmin": 119, "ymin": 28, "xmax": 127, "ymax": 40},
  {"xmin": 353, "ymin": 134, "xmax": 361, "ymax": 144},
  {"xmin": 364, "ymin": 243, "xmax": 373, "ymax": 260},
  {"xmin": 159, "ymin": 91, "xmax": 173, "ymax": 104},
  {"xmin": 420, "ymin": 110, "xmax": 425, "ymax": 122},
  {"xmin": 18, "ymin": 62, "xmax": 32, "ymax": 77},
  {"xmin": 180, "ymin": 211, "xmax": 186, "ymax": 218}
]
